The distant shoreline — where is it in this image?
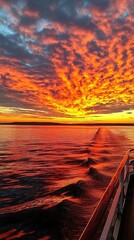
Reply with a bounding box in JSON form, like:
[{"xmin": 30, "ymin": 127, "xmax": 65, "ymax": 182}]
[{"xmin": 0, "ymin": 122, "xmax": 134, "ymax": 126}]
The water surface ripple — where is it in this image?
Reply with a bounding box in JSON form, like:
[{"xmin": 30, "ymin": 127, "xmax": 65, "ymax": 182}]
[{"xmin": 0, "ymin": 125, "xmax": 134, "ymax": 240}]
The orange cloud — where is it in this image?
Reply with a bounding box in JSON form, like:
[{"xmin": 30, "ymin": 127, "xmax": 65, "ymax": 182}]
[{"xmin": 0, "ymin": 0, "xmax": 134, "ymax": 123}]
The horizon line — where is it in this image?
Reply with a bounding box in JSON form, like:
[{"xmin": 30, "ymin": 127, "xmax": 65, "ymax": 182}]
[{"xmin": 0, "ymin": 122, "xmax": 134, "ymax": 126}]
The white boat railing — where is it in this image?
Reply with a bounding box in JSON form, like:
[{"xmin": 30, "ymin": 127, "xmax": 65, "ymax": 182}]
[{"xmin": 79, "ymin": 149, "xmax": 134, "ymax": 240}]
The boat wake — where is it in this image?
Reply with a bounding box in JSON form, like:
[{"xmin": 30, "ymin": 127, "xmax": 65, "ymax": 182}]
[{"xmin": 0, "ymin": 127, "xmax": 133, "ymax": 240}]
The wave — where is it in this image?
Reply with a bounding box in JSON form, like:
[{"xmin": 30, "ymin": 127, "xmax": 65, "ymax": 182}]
[
  {"xmin": 0, "ymin": 126, "xmax": 133, "ymax": 240},
  {"xmin": 87, "ymin": 167, "xmax": 111, "ymax": 182},
  {"xmin": 0, "ymin": 199, "xmax": 87, "ymax": 240},
  {"xmin": 81, "ymin": 157, "xmax": 97, "ymax": 167},
  {"xmin": 52, "ymin": 180, "xmax": 89, "ymax": 198}
]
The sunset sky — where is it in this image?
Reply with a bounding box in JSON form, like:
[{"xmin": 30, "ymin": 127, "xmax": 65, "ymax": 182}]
[{"xmin": 0, "ymin": 0, "xmax": 134, "ymax": 124}]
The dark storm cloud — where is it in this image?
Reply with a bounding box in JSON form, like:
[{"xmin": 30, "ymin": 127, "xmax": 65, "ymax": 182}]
[
  {"xmin": 38, "ymin": 28, "xmax": 57, "ymax": 37},
  {"xmin": 89, "ymin": 0, "xmax": 110, "ymax": 10},
  {"xmin": 0, "ymin": 73, "xmax": 11, "ymax": 87},
  {"xmin": 121, "ymin": 35, "xmax": 128, "ymax": 45},
  {"xmin": 96, "ymin": 29, "xmax": 107, "ymax": 40},
  {"xmin": 37, "ymin": 28, "xmax": 70, "ymax": 43},
  {"xmin": 113, "ymin": 63, "xmax": 119, "ymax": 72},
  {"xmin": 122, "ymin": 50, "xmax": 128, "ymax": 61},
  {"xmin": 0, "ymin": 88, "xmax": 27, "ymax": 108},
  {"xmin": 73, "ymin": 53, "xmax": 83, "ymax": 67},
  {"xmin": 26, "ymin": 0, "xmax": 111, "ymax": 15},
  {"xmin": 0, "ymin": 76, "xmax": 34, "ymax": 109},
  {"xmin": 0, "ymin": 29, "xmax": 55, "ymax": 75},
  {"xmin": 85, "ymin": 103, "xmax": 134, "ymax": 114},
  {"xmin": 87, "ymin": 40, "xmax": 108, "ymax": 58},
  {"xmin": 20, "ymin": 16, "xmax": 38, "ymax": 26},
  {"xmin": 0, "ymin": 34, "xmax": 32, "ymax": 60},
  {"xmin": 22, "ymin": 0, "xmax": 98, "ymax": 31}
]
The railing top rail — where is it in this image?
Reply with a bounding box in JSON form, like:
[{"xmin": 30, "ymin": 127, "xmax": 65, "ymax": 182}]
[{"xmin": 79, "ymin": 149, "xmax": 134, "ymax": 240}]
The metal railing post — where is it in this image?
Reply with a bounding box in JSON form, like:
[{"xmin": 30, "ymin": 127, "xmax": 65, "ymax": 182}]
[{"xmin": 79, "ymin": 150, "xmax": 133, "ymax": 240}]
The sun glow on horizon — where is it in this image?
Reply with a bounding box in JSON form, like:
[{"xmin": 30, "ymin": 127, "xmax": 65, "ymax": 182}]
[{"xmin": 0, "ymin": 106, "xmax": 134, "ymax": 124}]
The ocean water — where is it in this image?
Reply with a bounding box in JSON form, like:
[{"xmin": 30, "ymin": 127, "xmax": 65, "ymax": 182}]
[{"xmin": 0, "ymin": 125, "xmax": 134, "ymax": 240}]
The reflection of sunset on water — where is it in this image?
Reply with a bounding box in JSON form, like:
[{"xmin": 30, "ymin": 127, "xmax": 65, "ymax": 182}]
[
  {"xmin": 0, "ymin": 0, "xmax": 134, "ymax": 123},
  {"xmin": 0, "ymin": 126, "xmax": 134, "ymax": 239}
]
